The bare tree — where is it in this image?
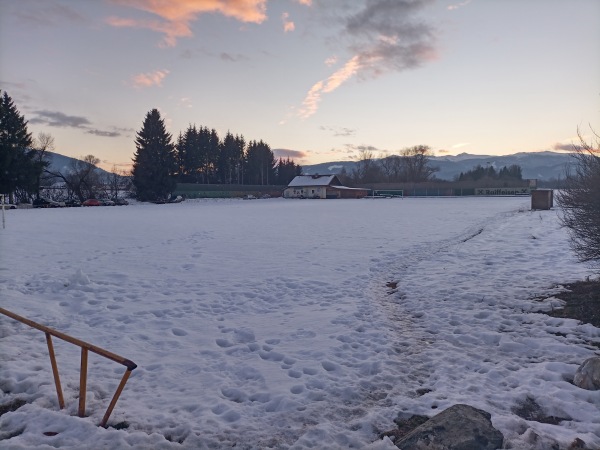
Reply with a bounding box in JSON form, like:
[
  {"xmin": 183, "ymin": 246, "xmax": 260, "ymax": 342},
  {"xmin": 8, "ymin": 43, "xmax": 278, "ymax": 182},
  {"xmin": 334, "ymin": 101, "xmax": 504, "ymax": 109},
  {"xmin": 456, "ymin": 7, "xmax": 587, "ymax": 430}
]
[
  {"xmin": 102, "ymin": 165, "xmax": 132, "ymax": 200},
  {"xmin": 46, "ymin": 154, "xmax": 102, "ymax": 201},
  {"xmin": 32, "ymin": 132, "xmax": 55, "ymax": 198},
  {"xmin": 401, "ymin": 145, "xmax": 439, "ymax": 182},
  {"xmin": 353, "ymin": 147, "xmax": 382, "ymax": 183},
  {"xmin": 556, "ymin": 127, "xmax": 600, "ymax": 270},
  {"xmin": 379, "ymin": 154, "xmax": 404, "ymax": 182}
]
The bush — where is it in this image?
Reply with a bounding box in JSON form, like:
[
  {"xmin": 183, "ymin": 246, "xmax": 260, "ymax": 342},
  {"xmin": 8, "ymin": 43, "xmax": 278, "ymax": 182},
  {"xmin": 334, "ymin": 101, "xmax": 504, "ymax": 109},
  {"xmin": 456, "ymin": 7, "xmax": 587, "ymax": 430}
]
[{"xmin": 556, "ymin": 128, "xmax": 600, "ymax": 271}]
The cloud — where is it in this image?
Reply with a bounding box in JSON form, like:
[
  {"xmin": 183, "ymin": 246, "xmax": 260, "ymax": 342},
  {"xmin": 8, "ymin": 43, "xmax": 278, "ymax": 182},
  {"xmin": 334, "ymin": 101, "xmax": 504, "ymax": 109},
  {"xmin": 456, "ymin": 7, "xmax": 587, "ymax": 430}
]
[
  {"xmin": 131, "ymin": 70, "xmax": 169, "ymax": 88},
  {"xmin": 9, "ymin": 2, "xmax": 85, "ymax": 27},
  {"xmin": 296, "ymin": 0, "xmax": 312, "ymax": 5},
  {"xmin": 28, "ymin": 109, "xmax": 129, "ymax": 138},
  {"xmin": 282, "ymin": 12, "xmax": 295, "ymax": 32},
  {"xmin": 553, "ymin": 143, "xmax": 582, "ymax": 152},
  {"xmin": 451, "ymin": 142, "xmax": 471, "ymax": 149},
  {"xmin": 179, "ymin": 97, "xmax": 193, "ymax": 108},
  {"xmin": 320, "ymin": 126, "xmax": 356, "ymax": 137},
  {"xmin": 299, "ymin": 56, "xmax": 361, "ymax": 118},
  {"xmin": 297, "ymin": 0, "xmax": 437, "ymax": 118},
  {"xmin": 324, "ymin": 56, "xmax": 338, "ymax": 67},
  {"xmin": 273, "ymin": 148, "xmax": 308, "ymax": 159},
  {"xmin": 108, "ymin": 0, "xmax": 268, "ymax": 47},
  {"xmin": 448, "ymin": 0, "xmax": 472, "ymax": 11},
  {"xmin": 86, "ymin": 129, "xmax": 121, "ymax": 137},
  {"xmin": 220, "ymin": 52, "xmax": 248, "ymax": 62},
  {"xmin": 29, "ymin": 110, "xmax": 92, "ymax": 128}
]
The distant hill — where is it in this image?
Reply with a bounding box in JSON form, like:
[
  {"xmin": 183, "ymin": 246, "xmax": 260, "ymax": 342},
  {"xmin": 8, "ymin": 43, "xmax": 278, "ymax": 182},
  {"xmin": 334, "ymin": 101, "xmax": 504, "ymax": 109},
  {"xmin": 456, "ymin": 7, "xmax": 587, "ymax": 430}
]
[
  {"xmin": 44, "ymin": 151, "xmax": 113, "ymax": 177},
  {"xmin": 302, "ymin": 151, "xmax": 575, "ymax": 181}
]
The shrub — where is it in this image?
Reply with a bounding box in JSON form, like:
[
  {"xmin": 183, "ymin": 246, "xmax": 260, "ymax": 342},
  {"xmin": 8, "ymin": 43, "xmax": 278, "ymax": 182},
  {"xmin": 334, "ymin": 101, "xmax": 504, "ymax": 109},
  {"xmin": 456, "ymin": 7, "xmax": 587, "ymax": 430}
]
[{"xmin": 556, "ymin": 127, "xmax": 600, "ymax": 271}]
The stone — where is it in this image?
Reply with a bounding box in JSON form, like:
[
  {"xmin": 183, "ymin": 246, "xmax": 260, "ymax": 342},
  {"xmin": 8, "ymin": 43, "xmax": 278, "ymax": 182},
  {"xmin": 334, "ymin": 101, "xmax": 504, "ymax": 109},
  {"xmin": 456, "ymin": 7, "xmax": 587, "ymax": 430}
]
[
  {"xmin": 394, "ymin": 404, "xmax": 504, "ymax": 450},
  {"xmin": 574, "ymin": 357, "xmax": 600, "ymax": 390}
]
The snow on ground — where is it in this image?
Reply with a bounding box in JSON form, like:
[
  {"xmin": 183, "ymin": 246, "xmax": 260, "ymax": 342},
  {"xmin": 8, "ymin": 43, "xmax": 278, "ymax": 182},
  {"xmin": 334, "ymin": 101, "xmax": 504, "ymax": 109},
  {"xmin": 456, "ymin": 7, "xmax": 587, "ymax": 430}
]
[{"xmin": 0, "ymin": 197, "xmax": 598, "ymax": 449}]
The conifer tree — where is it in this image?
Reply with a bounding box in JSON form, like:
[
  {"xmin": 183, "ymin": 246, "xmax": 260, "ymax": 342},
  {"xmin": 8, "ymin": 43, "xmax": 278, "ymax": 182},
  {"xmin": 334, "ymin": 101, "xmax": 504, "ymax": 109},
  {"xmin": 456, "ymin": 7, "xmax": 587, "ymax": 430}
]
[
  {"xmin": 246, "ymin": 140, "xmax": 276, "ymax": 185},
  {"xmin": 0, "ymin": 90, "xmax": 39, "ymax": 203},
  {"xmin": 132, "ymin": 109, "xmax": 176, "ymax": 202}
]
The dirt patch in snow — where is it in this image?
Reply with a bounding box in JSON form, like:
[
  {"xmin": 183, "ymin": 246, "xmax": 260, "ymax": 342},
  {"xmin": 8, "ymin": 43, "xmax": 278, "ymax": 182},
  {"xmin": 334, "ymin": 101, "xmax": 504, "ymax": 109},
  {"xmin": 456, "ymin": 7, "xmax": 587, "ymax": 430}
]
[{"xmin": 548, "ymin": 280, "xmax": 600, "ymax": 328}]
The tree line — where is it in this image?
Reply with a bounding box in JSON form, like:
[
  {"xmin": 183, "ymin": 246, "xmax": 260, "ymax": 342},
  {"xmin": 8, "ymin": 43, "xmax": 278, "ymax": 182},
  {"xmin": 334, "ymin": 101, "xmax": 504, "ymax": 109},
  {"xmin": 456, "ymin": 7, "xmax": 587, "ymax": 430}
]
[
  {"xmin": 341, "ymin": 145, "xmax": 440, "ymax": 184},
  {"xmin": 133, "ymin": 109, "xmax": 301, "ymax": 201},
  {"xmin": 456, "ymin": 164, "xmax": 523, "ymax": 182},
  {"xmin": 0, "ymin": 93, "xmax": 302, "ymax": 204}
]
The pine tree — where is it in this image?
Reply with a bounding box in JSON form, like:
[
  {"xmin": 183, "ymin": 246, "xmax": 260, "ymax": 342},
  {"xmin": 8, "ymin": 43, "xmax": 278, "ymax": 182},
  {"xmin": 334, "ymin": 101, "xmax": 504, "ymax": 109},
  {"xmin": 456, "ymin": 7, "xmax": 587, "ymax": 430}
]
[
  {"xmin": 132, "ymin": 109, "xmax": 176, "ymax": 202},
  {"xmin": 246, "ymin": 140, "xmax": 276, "ymax": 185},
  {"xmin": 0, "ymin": 90, "xmax": 38, "ymax": 203}
]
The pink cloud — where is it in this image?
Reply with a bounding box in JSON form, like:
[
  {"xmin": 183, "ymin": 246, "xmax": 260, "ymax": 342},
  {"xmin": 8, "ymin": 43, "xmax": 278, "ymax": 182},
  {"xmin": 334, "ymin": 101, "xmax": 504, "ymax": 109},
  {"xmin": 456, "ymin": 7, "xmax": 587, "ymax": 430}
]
[
  {"xmin": 298, "ymin": 55, "xmax": 362, "ymax": 119},
  {"xmin": 273, "ymin": 148, "xmax": 307, "ymax": 160},
  {"xmin": 282, "ymin": 12, "xmax": 295, "ymax": 32},
  {"xmin": 109, "ymin": 0, "xmax": 268, "ymax": 46},
  {"xmin": 131, "ymin": 69, "xmax": 170, "ymax": 88}
]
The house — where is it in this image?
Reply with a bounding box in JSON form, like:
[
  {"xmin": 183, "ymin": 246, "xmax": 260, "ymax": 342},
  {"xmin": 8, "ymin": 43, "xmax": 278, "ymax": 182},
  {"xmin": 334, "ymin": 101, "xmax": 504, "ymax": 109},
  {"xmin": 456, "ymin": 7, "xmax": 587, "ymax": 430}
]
[{"xmin": 283, "ymin": 175, "xmax": 369, "ymax": 199}]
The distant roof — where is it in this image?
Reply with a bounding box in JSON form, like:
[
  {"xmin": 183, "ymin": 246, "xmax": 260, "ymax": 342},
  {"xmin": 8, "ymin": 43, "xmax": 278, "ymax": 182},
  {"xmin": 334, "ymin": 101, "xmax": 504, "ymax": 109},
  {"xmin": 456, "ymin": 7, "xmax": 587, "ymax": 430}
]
[{"xmin": 287, "ymin": 175, "xmax": 342, "ymax": 187}]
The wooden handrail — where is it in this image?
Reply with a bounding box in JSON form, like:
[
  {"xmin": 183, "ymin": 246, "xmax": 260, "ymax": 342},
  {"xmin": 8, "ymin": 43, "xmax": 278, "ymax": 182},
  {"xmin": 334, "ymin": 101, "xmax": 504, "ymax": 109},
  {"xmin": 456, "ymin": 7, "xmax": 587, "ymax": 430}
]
[
  {"xmin": 0, "ymin": 308, "xmax": 136, "ymax": 370},
  {"xmin": 0, "ymin": 307, "xmax": 137, "ymax": 427}
]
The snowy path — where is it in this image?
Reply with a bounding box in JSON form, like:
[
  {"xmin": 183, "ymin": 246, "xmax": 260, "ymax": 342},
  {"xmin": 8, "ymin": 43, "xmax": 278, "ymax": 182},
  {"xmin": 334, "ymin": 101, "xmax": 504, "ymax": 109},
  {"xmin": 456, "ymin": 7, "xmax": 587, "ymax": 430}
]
[{"xmin": 1, "ymin": 198, "xmax": 598, "ymax": 449}]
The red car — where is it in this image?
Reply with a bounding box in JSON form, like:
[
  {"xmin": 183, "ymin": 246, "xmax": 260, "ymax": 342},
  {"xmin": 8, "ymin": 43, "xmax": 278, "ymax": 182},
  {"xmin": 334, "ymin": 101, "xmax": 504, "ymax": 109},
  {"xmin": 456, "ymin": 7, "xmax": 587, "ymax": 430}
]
[{"xmin": 82, "ymin": 199, "xmax": 101, "ymax": 206}]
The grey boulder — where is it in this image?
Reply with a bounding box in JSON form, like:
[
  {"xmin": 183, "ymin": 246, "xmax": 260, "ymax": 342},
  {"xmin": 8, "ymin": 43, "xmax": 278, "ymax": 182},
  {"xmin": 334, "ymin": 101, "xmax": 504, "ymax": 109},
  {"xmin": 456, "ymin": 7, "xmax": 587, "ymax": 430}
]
[{"xmin": 395, "ymin": 404, "xmax": 504, "ymax": 450}]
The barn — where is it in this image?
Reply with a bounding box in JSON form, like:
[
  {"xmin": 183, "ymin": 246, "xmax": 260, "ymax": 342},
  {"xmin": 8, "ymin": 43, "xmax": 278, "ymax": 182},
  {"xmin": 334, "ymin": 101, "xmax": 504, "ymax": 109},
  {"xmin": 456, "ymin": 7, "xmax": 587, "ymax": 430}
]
[{"xmin": 283, "ymin": 175, "xmax": 369, "ymax": 199}]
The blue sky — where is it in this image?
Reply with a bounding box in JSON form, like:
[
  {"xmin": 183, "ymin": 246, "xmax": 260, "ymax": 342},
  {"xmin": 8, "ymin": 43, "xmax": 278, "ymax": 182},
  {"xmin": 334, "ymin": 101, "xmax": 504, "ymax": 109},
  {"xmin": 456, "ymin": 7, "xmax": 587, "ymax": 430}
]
[{"xmin": 1, "ymin": 0, "xmax": 598, "ymax": 170}]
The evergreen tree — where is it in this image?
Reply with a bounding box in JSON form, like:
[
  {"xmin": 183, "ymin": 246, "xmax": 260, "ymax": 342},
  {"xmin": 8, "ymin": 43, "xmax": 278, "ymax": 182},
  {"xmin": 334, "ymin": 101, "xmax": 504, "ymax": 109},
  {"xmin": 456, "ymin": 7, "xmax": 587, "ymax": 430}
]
[
  {"xmin": 132, "ymin": 109, "xmax": 176, "ymax": 202},
  {"xmin": 276, "ymin": 157, "xmax": 302, "ymax": 185},
  {"xmin": 246, "ymin": 140, "xmax": 276, "ymax": 185},
  {"xmin": 234, "ymin": 134, "xmax": 246, "ymax": 184},
  {"xmin": 0, "ymin": 90, "xmax": 39, "ymax": 203},
  {"xmin": 218, "ymin": 132, "xmax": 238, "ymax": 184}
]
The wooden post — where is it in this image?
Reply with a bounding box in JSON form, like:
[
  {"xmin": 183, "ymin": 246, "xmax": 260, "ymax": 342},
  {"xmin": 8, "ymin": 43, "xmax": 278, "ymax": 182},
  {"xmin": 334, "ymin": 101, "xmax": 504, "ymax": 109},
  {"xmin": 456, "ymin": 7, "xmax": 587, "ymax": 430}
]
[
  {"xmin": 79, "ymin": 348, "xmax": 88, "ymax": 417},
  {"xmin": 45, "ymin": 333, "xmax": 65, "ymax": 409},
  {"xmin": 100, "ymin": 368, "xmax": 133, "ymax": 428}
]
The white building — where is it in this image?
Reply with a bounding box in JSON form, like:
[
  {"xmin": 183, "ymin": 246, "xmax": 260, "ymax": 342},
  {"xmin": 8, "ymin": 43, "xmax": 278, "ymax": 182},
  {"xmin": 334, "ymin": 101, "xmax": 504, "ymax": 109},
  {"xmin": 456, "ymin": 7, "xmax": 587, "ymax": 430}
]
[{"xmin": 283, "ymin": 175, "xmax": 369, "ymax": 199}]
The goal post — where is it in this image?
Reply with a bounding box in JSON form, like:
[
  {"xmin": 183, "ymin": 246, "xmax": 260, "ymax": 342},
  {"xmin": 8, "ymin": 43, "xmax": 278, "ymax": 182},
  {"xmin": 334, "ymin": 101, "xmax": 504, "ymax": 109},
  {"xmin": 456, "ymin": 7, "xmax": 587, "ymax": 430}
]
[{"xmin": 372, "ymin": 190, "xmax": 404, "ymax": 198}]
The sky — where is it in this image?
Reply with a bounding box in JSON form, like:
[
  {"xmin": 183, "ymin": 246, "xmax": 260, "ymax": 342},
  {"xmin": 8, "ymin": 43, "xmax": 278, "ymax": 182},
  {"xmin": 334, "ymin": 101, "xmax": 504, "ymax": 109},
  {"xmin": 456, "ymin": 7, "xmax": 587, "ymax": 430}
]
[{"xmin": 1, "ymin": 0, "xmax": 599, "ymax": 170}]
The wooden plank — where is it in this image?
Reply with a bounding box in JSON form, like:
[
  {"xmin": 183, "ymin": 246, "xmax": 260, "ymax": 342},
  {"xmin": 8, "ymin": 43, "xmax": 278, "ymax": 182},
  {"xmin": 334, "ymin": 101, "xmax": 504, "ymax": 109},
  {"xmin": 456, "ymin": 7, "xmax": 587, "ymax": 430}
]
[
  {"xmin": 78, "ymin": 348, "xmax": 88, "ymax": 417},
  {"xmin": 100, "ymin": 369, "xmax": 133, "ymax": 428},
  {"xmin": 45, "ymin": 333, "xmax": 65, "ymax": 409}
]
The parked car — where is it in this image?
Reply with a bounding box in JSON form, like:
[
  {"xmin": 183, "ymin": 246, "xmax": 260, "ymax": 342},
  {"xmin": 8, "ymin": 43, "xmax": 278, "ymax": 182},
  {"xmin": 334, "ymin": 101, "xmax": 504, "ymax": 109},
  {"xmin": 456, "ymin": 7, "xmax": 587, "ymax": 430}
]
[
  {"xmin": 100, "ymin": 199, "xmax": 115, "ymax": 206},
  {"xmin": 82, "ymin": 199, "xmax": 101, "ymax": 207},
  {"xmin": 65, "ymin": 199, "xmax": 81, "ymax": 207},
  {"xmin": 114, "ymin": 198, "xmax": 129, "ymax": 206},
  {"xmin": 2, "ymin": 203, "xmax": 17, "ymax": 209},
  {"xmin": 243, "ymin": 195, "xmax": 257, "ymax": 200},
  {"xmin": 33, "ymin": 198, "xmax": 65, "ymax": 208}
]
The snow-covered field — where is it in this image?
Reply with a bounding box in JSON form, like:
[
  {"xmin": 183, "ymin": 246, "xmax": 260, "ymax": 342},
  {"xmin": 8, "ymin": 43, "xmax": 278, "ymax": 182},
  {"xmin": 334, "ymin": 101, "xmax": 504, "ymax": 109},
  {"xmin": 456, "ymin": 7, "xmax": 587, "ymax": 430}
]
[{"xmin": 0, "ymin": 197, "xmax": 598, "ymax": 450}]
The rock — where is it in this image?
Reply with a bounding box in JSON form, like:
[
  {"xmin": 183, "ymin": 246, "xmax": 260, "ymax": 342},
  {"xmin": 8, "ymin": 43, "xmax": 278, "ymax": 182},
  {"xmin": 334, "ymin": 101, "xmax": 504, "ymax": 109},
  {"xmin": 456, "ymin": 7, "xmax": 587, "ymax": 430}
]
[
  {"xmin": 394, "ymin": 404, "xmax": 504, "ymax": 450},
  {"xmin": 574, "ymin": 357, "xmax": 600, "ymax": 390},
  {"xmin": 568, "ymin": 438, "xmax": 589, "ymax": 449}
]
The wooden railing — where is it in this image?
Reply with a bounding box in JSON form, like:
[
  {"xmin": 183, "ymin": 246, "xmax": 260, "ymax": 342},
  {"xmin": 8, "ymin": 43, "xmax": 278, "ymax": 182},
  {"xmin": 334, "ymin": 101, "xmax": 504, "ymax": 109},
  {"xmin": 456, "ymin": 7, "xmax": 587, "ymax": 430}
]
[{"xmin": 0, "ymin": 307, "xmax": 137, "ymax": 427}]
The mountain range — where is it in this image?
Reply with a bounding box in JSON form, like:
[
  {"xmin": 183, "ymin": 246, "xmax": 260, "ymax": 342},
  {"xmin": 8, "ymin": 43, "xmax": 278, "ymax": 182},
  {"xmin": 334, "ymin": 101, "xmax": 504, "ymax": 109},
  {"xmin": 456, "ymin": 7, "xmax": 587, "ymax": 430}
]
[
  {"xmin": 301, "ymin": 151, "xmax": 575, "ymax": 181},
  {"xmin": 45, "ymin": 150, "xmax": 575, "ymax": 182}
]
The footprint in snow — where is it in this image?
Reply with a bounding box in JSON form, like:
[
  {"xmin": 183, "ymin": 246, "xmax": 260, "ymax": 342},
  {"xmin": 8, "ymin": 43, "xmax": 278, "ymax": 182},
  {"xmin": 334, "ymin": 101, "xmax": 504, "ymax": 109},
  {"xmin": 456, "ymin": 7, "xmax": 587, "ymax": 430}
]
[{"xmin": 172, "ymin": 328, "xmax": 187, "ymax": 336}]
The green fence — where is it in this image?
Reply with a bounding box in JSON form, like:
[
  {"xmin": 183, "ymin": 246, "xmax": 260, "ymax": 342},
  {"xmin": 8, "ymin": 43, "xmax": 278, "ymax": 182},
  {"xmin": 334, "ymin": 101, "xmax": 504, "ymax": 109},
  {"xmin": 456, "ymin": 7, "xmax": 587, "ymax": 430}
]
[{"xmin": 174, "ymin": 183, "xmax": 286, "ymax": 199}]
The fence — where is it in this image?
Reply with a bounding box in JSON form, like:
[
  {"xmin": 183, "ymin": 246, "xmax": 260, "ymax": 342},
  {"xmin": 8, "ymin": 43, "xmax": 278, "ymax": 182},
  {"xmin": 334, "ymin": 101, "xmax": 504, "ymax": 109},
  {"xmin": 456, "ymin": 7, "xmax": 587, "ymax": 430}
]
[{"xmin": 0, "ymin": 307, "xmax": 137, "ymax": 427}]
